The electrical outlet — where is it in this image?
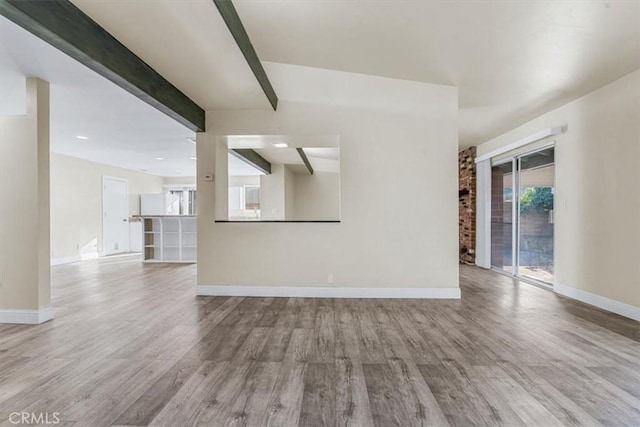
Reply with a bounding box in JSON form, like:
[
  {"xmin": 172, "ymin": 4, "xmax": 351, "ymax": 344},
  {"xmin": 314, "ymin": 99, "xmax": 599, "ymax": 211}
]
[{"xmin": 327, "ymin": 274, "xmax": 334, "ymax": 284}]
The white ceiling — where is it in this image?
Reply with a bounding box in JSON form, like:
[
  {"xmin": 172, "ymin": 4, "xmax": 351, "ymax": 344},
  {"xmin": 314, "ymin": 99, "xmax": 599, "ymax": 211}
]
[
  {"xmin": 225, "ymin": 134, "xmax": 340, "ymax": 150},
  {"xmin": 255, "ymin": 147, "xmax": 340, "ymax": 174},
  {"xmin": 228, "ymin": 152, "xmax": 264, "ymax": 176},
  {"xmin": 224, "ymin": 135, "xmax": 341, "ymax": 176},
  {"xmin": 0, "ymin": 16, "xmax": 196, "ymax": 177},
  {"xmin": 1, "ymin": 0, "xmax": 637, "ymax": 179},
  {"xmin": 255, "ymin": 147, "xmax": 303, "ymax": 167},
  {"xmin": 70, "ymin": 0, "xmax": 271, "ymax": 111},
  {"xmin": 234, "ymin": 0, "xmax": 640, "ymax": 147}
]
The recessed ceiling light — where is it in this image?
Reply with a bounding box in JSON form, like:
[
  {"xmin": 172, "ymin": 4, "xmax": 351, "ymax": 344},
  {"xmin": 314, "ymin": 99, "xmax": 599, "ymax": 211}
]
[
  {"xmin": 272, "ymin": 142, "xmax": 288, "ymax": 148},
  {"xmin": 155, "ymin": 157, "xmax": 164, "ymax": 161},
  {"xmin": 76, "ymin": 135, "xmax": 88, "ymax": 140},
  {"xmin": 190, "ymin": 157, "xmax": 197, "ymax": 160}
]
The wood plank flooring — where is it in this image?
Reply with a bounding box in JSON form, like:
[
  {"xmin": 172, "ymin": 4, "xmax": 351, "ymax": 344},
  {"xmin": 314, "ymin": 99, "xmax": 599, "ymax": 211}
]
[{"xmin": 0, "ymin": 255, "xmax": 638, "ymax": 426}]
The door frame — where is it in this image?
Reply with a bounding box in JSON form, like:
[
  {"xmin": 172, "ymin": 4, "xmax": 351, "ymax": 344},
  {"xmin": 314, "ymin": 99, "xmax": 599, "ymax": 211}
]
[
  {"xmin": 490, "ymin": 142, "xmax": 556, "ymax": 286},
  {"xmin": 102, "ymin": 175, "xmax": 130, "ymax": 256},
  {"xmin": 491, "ymin": 156, "xmax": 517, "ymax": 275}
]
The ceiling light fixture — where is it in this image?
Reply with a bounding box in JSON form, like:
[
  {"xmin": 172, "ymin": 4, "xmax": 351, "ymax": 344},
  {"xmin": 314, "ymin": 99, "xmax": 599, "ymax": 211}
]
[
  {"xmin": 155, "ymin": 157, "xmax": 164, "ymax": 161},
  {"xmin": 272, "ymin": 142, "xmax": 288, "ymax": 148},
  {"xmin": 76, "ymin": 135, "xmax": 88, "ymax": 140},
  {"xmin": 190, "ymin": 157, "xmax": 197, "ymax": 160}
]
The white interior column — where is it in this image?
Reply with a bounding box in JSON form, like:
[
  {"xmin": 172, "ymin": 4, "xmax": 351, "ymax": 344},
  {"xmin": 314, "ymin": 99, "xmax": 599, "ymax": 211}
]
[
  {"xmin": 213, "ymin": 136, "xmax": 228, "ymax": 221},
  {"xmin": 195, "ymin": 131, "xmax": 216, "ymax": 285},
  {"xmin": 0, "ymin": 78, "xmax": 52, "ymax": 324}
]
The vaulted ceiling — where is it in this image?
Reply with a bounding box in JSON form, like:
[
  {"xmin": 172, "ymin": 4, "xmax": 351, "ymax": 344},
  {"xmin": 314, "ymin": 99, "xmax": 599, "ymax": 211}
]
[
  {"xmin": 2, "ymin": 0, "xmax": 638, "ymax": 179},
  {"xmin": 71, "ymin": 0, "xmax": 640, "ymax": 148},
  {"xmin": 233, "ymin": 0, "xmax": 640, "ymax": 147},
  {"xmin": 71, "ymin": 0, "xmax": 272, "ymax": 111},
  {"xmin": 0, "ymin": 15, "xmax": 195, "ymax": 177}
]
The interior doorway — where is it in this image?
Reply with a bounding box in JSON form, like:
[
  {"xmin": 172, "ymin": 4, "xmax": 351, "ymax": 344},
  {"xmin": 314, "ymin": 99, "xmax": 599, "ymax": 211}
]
[
  {"xmin": 490, "ymin": 146, "xmax": 555, "ymax": 284},
  {"xmin": 102, "ymin": 176, "xmax": 130, "ymax": 256}
]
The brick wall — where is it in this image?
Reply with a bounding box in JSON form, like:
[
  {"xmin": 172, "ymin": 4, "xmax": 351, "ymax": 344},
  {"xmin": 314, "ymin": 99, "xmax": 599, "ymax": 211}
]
[{"xmin": 458, "ymin": 147, "xmax": 476, "ymax": 264}]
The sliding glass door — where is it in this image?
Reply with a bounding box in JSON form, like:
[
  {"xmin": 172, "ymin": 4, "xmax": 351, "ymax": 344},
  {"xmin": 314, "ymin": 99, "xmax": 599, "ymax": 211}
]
[
  {"xmin": 490, "ymin": 160, "xmax": 514, "ymax": 273},
  {"xmin": 491, "ymin": 146, "xmax": 555, "ymax": 284},
  {"xmin": 517, "ymin": 147, "xmax": 554, "ymax": 282}
]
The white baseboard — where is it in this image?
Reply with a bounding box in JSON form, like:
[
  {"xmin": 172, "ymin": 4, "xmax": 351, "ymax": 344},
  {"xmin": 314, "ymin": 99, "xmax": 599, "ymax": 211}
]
[
  {"xmin": 51, "ymin": 252, "xmax": 99, "ymax": 266},
  {"xmin": 554, "ymin": 283, "xmax": 640, "ymax": 321},
  {"xmin": 196, "ymin": 285, "xmax": 461, "ymax": 299},
  {"xmin": 0, "ymin": 306, "xmax": 55, "ymax": 324}
]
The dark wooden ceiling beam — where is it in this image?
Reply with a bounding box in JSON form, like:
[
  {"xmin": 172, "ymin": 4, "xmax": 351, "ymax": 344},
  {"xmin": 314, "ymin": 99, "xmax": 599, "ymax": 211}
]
[
  {"xmin": 0, "ymin": 0, "xmax": 205, "ymax": 132},
  {"xmin": 296, "ymin": 148, "xmax": 314, "ymax": 175},
  {"xmin": 229, "ymin": 149, "xmax": 271, "ymax": 175},
  {"xmin": 213, "ymin": 0, "xmax": 278, "ymax": 111}
]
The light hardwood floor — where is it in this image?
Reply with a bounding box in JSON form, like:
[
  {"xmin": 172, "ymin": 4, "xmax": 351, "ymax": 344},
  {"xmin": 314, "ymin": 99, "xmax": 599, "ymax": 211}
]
[{"xmin": 0, "ymin": 255, "xmax": 638, "ymax": 426}]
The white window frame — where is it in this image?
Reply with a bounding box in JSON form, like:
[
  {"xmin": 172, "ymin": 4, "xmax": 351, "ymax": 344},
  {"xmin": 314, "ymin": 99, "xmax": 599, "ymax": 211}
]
[{"xmin": 243, "ymin": 185, "xmax": 260, "ymax": 211}]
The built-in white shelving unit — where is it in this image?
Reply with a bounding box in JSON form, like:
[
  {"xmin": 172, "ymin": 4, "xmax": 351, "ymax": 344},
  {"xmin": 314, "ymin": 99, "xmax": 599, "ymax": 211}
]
[{"xmin": 141, "ymin": 216, "xmax": 196, "ymax": 263}]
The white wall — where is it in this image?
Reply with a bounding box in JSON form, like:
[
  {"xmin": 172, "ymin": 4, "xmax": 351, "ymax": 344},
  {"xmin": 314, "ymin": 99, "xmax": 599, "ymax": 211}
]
[
  {"xmin": 292, "ymin": 171, "xmax": 340, "ymax": 221},
  {"xmin": 477, "ymin": 70, "xmax": 640, "ymax": 309},
  {"xmin": 228, "ymin": 175, "xmax": 260, "ymax": 220},
  {"xmin": 229, "ymin": 175, "xmax": 260, "ymax": 187},
  {"xmin": 50, "ymin": 153, "xmax": 164, "ymax": 261},
  {"xmin": 259, "ymin": 164, "xmax": 286, "ymax": 220},
  {"xmin": 0, "ymin": 79, "xmax": 50, "ymax": 312},
  {"xmin": 163, "ymin": 176, "xmax": 196, "ymax": 187},
  {"xmin": 197, "ymin": 63, "xmax": 459, "ymax": 291},
  {"xmin": 284, "ymin": 165, "xmax": 296, "ymax": 221}
]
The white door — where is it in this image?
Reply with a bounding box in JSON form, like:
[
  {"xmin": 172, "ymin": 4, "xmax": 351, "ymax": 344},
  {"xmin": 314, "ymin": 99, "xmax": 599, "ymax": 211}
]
[{"xmin": 103, "ymin": 176, "xmax": 129, "ymax": 255}]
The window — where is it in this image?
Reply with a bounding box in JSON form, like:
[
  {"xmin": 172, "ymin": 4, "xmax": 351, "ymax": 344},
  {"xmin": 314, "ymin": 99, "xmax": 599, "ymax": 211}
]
[
  {"xmin": 244, "ymin": 185, "xmax": 260, "ymax": 210},
  {"xmin": 166, "ymin": 189, "xmax": 197, "ymax": 215},
  {"xmin": 228, "ymin": 185, "xmax": 261, "ymax": 220},
  {"xmin": 503, "ymin": 186, "xmax": 513, "ymax": 202}
]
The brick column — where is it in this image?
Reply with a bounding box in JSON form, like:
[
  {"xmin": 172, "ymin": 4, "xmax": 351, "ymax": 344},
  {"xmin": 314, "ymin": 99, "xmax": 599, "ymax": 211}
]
[{"xmin": 458, "ymin": 147, "xmax": 476, "ymax": 264}]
